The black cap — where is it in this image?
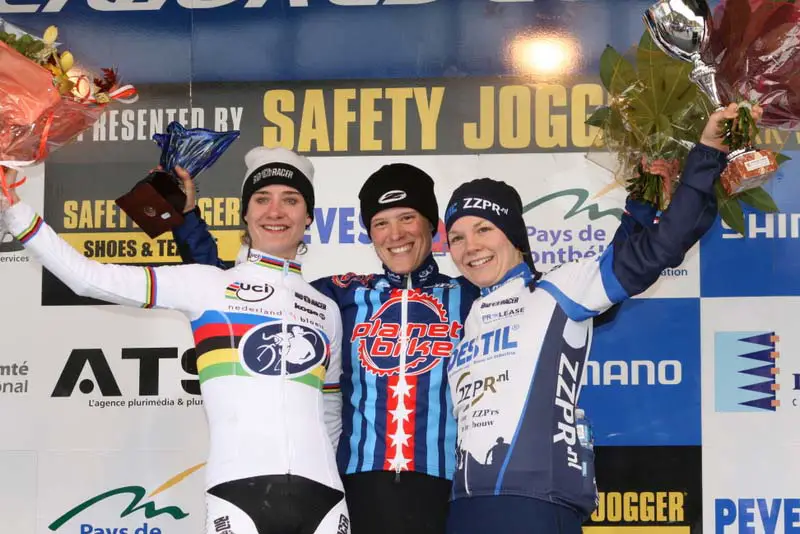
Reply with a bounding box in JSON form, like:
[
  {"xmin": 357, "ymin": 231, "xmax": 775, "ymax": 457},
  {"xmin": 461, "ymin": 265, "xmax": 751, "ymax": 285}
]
[
  {"xmin": 359, "ymin": 163, "xmax": 439, "ymax": 236},
  {"xmin": 444, "ymin": 177, "xmax": 533, "ymax": 262}
]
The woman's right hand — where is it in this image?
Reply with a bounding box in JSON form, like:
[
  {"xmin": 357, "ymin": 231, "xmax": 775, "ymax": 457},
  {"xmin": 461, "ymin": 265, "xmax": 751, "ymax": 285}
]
[
  {"xmin": 149, "ymin": 165, "xmax": 196, "ymax": 213},
  {"xmin": 174, "ymin": 166, "xmax": 196, "ymax": 214}
]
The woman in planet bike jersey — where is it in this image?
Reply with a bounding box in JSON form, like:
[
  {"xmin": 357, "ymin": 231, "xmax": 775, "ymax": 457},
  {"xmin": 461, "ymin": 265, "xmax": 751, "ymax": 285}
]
[
  {"xmin": 442, "ymin": 103, "xmax": 753, "ymax": 534},
  {"xmin": 0, "ymin": 147, "xmax": 351, "ymax": 534},
  {"xmin": 172, "ymin": 161, "xmax": 480, "ymax": 534}
]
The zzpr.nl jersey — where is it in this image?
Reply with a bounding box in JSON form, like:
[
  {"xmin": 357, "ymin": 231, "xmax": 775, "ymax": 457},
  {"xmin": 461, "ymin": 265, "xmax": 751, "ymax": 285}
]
[{"xmin": 446, "ymin": 143, "xmax": 727, "ymax": 518}]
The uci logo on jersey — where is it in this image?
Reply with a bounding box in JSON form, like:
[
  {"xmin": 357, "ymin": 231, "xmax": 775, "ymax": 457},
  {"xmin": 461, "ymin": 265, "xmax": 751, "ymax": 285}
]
[
  {"xmin": 239, "ymin": 322, "xmax": 329, "ymax": 378},
  {"xmin": 226, "ymin": 281, "xmax": 275, "ymax": 302}
]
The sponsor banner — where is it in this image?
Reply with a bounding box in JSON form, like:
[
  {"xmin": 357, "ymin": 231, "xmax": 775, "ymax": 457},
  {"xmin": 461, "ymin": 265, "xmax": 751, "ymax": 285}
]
[
  {"xmin": 0, "ymin": 452, "xmax": 38, "ymax": 534},
  {"xmin": 701, "ymin": 297, "xmax": 800, "ymax": 439},
  {"xmin": 709, "ymin": 495, "xmax": 800, "ymax": 534},
  {"xmin": 700, "ymin": 150, "xmax": 800, "ymax": 298},
  {"xmin": 584, "ymin": 445, "xmax": 701, "ymax": 534},
  {"xmin": 37, "ymin": 451, "xmax": 206, "ymax": 534},
  {"xmin": 0, "ymin": 306, "xmax": 208, "ymax": 451},
  {"xmin": 701, "ymin": 297, "xmax": 800, "ymax": 534},
  {"xmin": 580, "ymin": 298, "xmax": 701, "ymax": 446}
]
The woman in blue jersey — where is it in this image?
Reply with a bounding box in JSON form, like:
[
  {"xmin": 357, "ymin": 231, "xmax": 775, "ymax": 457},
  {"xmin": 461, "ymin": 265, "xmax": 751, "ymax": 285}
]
[
  {"xmin": 0, "ymin": 147, "xmax": 350, "ymax": 534},
  {"xmin": 441, "ymin": 104, "xmax": 753, "ymax": 533}
]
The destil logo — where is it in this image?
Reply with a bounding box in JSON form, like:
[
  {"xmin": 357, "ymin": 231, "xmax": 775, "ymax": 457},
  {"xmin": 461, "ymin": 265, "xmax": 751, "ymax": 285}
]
[
  {"xmin": 351, "ymin": 291, "xmax": 462, "ymax": 377},
  {"xmin": 48, "ymin": 463, "xmax": 204, "ymax": 533},
  {"xmin": 714, "ymin": 331, "xmax": 781, "ymax": 412},
  {"xmin": 51, "ymin": 347, "xmax": 200, "ymax": 402},
  {"xmin": 448, "ymin": 324, "xmax": 519, "ymax": 373}
]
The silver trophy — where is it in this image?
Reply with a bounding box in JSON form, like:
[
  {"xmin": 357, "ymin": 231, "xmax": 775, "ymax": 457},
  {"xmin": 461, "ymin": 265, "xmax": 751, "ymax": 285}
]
[
  {"xmin": 643, "ymin": 0, "xmax": 780, "ymax": 194},
  {"xmin": 643, "ymin": 0, "xmax": 725, "ymax": 111}
]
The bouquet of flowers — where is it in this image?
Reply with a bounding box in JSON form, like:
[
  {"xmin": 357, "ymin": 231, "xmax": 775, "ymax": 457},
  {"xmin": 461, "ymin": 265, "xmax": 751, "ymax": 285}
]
[
  {"xmin": 586, "ymin": 20, "xmax": 795, "ymax": 235},
  {"xmin": 0, "ymin": 18, "xmax": 137, "ymax": 201},
  {"xmin": 702, "ymin": 0, "xmax": 800, "ymax": 201}
]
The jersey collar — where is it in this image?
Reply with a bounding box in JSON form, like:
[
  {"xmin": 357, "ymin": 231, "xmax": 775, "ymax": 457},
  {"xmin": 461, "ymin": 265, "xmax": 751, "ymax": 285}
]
[
  {"xmin": 244, "ymin": 248, "xmax": 303, "ymax": 275},
  {"xmin": 480, "ymin": 261, "xmax": 533, "ymax": 297},
  {"xmin": 383, "ymin": 253, "xmax": 439, "ymax": 288}
]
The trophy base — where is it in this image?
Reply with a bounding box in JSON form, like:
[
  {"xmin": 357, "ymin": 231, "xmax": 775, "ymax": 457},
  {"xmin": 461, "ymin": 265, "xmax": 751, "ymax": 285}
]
[
  {"xmin": 114, "ymin": 171, "xmax": 187, "ymax": 239},
  {"xmin": 720, "ymin": 148, "xmax": 779, "ymax": 196}
]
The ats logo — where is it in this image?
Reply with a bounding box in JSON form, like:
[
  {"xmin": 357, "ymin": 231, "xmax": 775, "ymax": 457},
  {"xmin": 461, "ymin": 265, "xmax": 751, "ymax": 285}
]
[
  {"xmin": 48, "ymin": 463, "xmax": 204, "ymax": 533},
  {"xmin": 51, "ymin": 348, "xmax": 199, "ymax": 398},
  {"xmin": 351, "ymin": 291, "xmax": 462, "ymax": 377},
  {"xmin": 715, "ymin": 331, "xmax": 782, "ymax": 412}
]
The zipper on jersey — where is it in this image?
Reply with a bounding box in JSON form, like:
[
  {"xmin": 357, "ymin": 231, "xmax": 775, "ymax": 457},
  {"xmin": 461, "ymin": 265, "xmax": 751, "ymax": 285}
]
[
  {"xmin": 395, "ymin": 275, "xmax": 411, "ymax": 478},
  {"xmin": 281, "ymin": 261, "xmax": 292, "ymax": 475}
]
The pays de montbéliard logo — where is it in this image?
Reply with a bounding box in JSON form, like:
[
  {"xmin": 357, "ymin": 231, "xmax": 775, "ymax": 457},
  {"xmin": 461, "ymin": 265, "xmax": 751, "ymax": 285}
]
[{"xmin": 48, "ymin": 463, "xmax": 205, "ymax": 533}]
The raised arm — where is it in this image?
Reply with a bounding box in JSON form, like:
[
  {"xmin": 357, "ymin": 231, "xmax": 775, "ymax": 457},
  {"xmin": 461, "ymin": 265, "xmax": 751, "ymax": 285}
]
[
  {"xmin": 539, "ymin": 104, "xmax": 745, "ymax": 321},
  {"xmin": 170, "ymin": 166, "xmax": 229, "ymax": 269},
  {"xmin": 2, "ymin": 180, "xmax": 205, "ymax": 311}
]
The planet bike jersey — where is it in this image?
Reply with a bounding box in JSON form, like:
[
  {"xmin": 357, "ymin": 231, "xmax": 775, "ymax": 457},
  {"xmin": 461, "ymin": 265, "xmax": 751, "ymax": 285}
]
[
  {"xmin": 5, "ymin": 201, "xmax": 345, "ymax": 496},
  {"xmin": 315, "ymin": 255, "xmax": 479, "ymax": 480},
  {"xmin": 446, "ymin": 143, "xmax": 726, "ymax": 518}
]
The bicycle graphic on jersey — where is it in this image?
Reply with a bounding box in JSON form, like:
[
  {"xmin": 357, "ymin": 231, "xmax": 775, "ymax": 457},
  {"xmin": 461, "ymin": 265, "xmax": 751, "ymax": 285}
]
[{"xmin": 256, "ymin": 326, "xmax": 318, "ymax": 374}]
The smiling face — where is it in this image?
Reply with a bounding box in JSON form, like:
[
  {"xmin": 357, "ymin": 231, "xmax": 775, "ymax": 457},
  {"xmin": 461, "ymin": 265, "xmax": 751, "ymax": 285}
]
[
  {"xmin": 244, "ymin": 184, "xmax": 311, "ymax": 260},
  {"xmin": 447, "ymin": 215, "xmax": 523, "ymax": 288},
  {"xmin": 369, "ymin": 207, "xmax": 433, "ymax": 275}
]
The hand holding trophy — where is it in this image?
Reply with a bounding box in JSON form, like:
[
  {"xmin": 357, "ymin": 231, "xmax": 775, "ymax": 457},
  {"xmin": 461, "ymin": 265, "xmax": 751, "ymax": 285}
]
[
  {"xmin": 115, "ymin": 122, "xmax": 240, "ymax": 239},
  {"xmin": 644, "ymin": 0, "xmax": 800, "ymax": 195}
]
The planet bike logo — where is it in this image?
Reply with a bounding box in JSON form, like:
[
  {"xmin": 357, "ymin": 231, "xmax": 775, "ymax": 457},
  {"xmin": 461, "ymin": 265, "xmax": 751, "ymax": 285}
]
[
  {"xmin": 225, "ymin": 281, "xmax": 275, "ymax": 302},
  {"xmin": 351, "ymin": 290, "xmax": 462, "ymax": 377},
  {"xmin": 239, "ymin": 322, "xmax": 329, "ymax": 377},
  {"xmin": 48, "ymin": 463, "xmax": 204, "ymax": 533}
]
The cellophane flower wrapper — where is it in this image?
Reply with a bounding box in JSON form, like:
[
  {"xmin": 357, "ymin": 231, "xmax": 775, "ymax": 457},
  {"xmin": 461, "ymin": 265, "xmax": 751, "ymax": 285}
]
[
  {"xmin": 0, "ymin": 18, "xmax": 137, "ymax": 167},
  {"xmin": 704, "ymin": 0, "xmax": 800, "ymax": 131},
  {"xmin": 152, "ymin": 122, "xmax": 241, "ymax": 180},
  {"xmin": 586, "ymin": 31, "xmax": 713, "ymax": 211},
  {"xmin": 696, "ymin": 0, "xmax": 799, "ymax": 196}
]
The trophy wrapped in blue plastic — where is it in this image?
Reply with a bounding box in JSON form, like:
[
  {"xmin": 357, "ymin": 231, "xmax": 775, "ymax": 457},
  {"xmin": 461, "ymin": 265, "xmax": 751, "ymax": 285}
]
[{"xmin": 115, "ymin": 121, "xmax": 240, "ymax": 238}]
